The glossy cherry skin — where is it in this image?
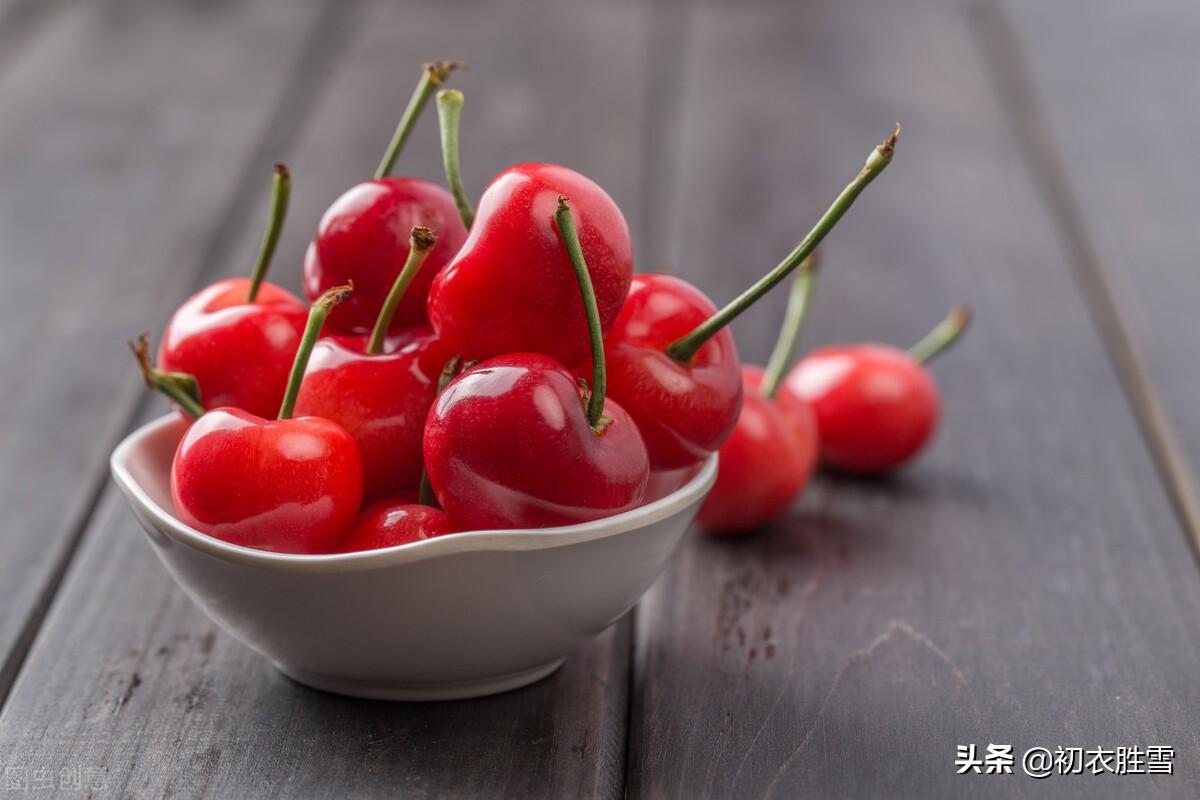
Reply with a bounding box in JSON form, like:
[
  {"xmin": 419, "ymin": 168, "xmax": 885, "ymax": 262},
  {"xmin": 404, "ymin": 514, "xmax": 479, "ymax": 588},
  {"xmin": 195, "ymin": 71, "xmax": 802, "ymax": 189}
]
[
  {"xmin": 698, "ymin": 366, "xmax": 818, "ymax": 535},
  {"xmin": 158, "ymin": 278, "xmax": 307, "ymax": 419},
  {"xmin": 171, "ymin": 407, "xmax": 364, "ymax": 554},
  {"xmin": 578, "ymin": 274, "xmax": 742, "ymax": 470},
  {"xmin": 304, "ymin": 178, "xmax": 468, "ymax": 334},
  {"xmin": 427, "ymin": 163, "xmax": 634, "ymax": 366},
  {"xmin": 423, "ymin": 354, "xmax": 650, "ymax": 530},
  {"xmin": 292, "ymin": 327, "xmax": 450, "ymax": 503},
  {"xmin": 785, "ymin": 344, "xmax": 939, "ymax": 473},
  {"xmin": 337, "ymin": 501, "xmax": 456, "ymax": 552}
]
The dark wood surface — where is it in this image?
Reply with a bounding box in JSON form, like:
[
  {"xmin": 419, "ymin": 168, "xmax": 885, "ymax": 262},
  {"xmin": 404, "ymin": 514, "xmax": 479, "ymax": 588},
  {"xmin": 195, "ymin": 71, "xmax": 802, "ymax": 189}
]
[{"xmin": 0, "ymin": 0, "xmax": 1198, "ymax": 797}]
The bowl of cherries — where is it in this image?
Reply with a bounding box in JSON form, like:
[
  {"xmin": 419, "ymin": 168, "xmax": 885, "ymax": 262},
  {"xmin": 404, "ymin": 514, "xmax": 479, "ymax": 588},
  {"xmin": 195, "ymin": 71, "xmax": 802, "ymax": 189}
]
[{"xmin": 110, "ymin": 63, "xmax": 922, "ymax": 700}]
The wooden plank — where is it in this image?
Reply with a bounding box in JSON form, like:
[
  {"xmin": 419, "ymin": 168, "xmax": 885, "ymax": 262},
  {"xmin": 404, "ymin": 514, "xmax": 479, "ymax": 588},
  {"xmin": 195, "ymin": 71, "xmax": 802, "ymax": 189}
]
[
  {"xmin": 0, "ymin": 0, "xmax": 662, "ymax": 795},
  {"xmin": 0, "ymin": 0, "xmax": 334, "ymax": 697},
  {"xmin": 626, "ymin": 1, "xmax": 1200, "ymax": 797},
  {"xmin": 995, "ymin": 0, "xmax": 1200, "ymax": 555}
]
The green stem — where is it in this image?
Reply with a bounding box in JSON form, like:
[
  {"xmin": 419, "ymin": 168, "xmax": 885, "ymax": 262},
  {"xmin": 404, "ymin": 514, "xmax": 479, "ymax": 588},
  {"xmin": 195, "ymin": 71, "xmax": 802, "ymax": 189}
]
[
  {"xmin": 436, "ymin": 89, "xmax": 474, "ymax": 229},
  {"xmin": 278, "ymin": 284, "xmax": 353, "ymax": 420},
  {"xmin": 129, "ymin": 333, "xmax": 205, "ymax": 419},
  {"xmin": 555, "ymin": 196, "xmax": 609, "ymax": 431},
  {"xmin": 246, "ymin": 163, "xmax": 291, "ymax": 303},
  {"xmin": 908, "ymin": 305, "xmax": 971, "ymax": 364},
  {"xmin": 366, "ymin": 227, "xmax": 437, "ymax": 354},
  {"xmin": 418, "ymin": 356, "xmax": 464, "ymax": 507},
  {"xmin": 666, "ymin": 125, "xmax": 900, "ymax": 363},
  {"xmin": 760, "ymin": 252, "xmax": 820, "ymax": 399},
  {"xmin": 374, "ymin": 61, "xmax": 462, "ymax": 180}
]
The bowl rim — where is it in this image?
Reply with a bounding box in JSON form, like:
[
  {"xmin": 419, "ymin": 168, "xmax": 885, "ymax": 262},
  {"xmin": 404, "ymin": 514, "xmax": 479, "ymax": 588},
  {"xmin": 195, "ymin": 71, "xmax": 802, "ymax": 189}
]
[{"xmin": 110, "ymin": 413, "xmax": 718, "ymax": 573}]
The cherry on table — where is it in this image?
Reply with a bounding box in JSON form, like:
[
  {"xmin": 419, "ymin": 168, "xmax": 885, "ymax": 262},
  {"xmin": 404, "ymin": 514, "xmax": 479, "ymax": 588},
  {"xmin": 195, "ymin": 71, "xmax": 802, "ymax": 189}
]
[
  {"xmin": 698, "ymin": 264, "xmax": 821, "ymax": 535},
  {"xmin": 785, "ymin": 305, "xmax": 971, "ymax": 473}
]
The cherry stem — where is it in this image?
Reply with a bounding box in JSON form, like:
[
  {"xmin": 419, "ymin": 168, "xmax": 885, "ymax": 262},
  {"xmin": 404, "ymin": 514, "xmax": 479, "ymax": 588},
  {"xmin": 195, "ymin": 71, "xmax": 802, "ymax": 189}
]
[
  {"xmin": 129, "ymin": 333, "xmax": 205, "ymax": 420},
  {"xmin": 760, "ymin": 252, "xmax": 820, "ymax": 399},
  {"xmin": 366, "ymin": 227, "xmax": 437, "ymax": 354},
  {"xmin": 418, "ymin": 356, "xmax": 464, "ymax": 507},
  {"xmin": 666, "ymin": 125, "xmax": 900, "ymax": 363},
  {"xmin": 374, "ymin": 61, "xmax": 462, "ymax": 180},
  {"xmin": 246, "ymin": 163, "xmax": 291, "ymax": 303},
  {"xmin": 436, "ymin": 89, "xmax": 474, "ymax": 229},
  {"xmin": 278, "ymin": 284, "xmax": 353, "ymax": 420},
  {"xmin": 908, "ymin": 304, "xmax": 972, "ymax": 364},
  {"xmin": 555, "ymin": 196, "xmax": 609, "ymax": 432}
]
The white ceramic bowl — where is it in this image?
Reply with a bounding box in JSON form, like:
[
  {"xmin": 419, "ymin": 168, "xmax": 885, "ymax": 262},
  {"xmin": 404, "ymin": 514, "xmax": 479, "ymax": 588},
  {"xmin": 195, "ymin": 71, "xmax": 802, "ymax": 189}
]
[{"xmin": 110, "ymin": 414, "xmax": 716, "ymax": 701}]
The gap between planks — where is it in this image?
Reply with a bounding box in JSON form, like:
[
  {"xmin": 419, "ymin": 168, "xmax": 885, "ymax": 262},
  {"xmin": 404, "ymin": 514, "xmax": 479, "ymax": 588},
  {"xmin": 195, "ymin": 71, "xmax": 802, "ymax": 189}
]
[
  {"xmin": 968, "ymin": 1, "xmax": 1200, "ymax": 568},
  {"xmin": 0, "ymin": 0, "xmax": 362, "ymax": 714}
]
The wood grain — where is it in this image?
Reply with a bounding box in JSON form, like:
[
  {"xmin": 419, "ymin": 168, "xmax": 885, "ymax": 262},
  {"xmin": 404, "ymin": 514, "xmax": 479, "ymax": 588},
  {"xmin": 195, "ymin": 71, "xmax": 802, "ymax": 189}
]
[
  {"xmin": 995, "ymin": 0, "xmax": 1200, "ymax": 556},
  {"xmin": 625, "ymin": 1, "xmax": 1200, "ymax": 797},
  {"xmin": 0, "ymin": 0, "xmax": 666, "ymax": 795},
  {"xmin": 0, "ymin": 0, "xmax": 335, "ymax": 700}
]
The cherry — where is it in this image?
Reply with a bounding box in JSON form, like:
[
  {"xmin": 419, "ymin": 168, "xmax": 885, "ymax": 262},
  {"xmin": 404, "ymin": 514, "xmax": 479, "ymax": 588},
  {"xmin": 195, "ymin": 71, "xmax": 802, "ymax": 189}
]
[
  {"xmin": 427, "ymin": 163, "xmax": 634, "ymax": 366},
  {"xmin": 337, "ymin": 500, "xmax": 457, "ymax": 553},
  {"xmin": 584, "ymin": 128, "xmax": 899, "ymax": 470},
  {"xmin": 158, "ymin": 164, "xmax": 308, "ymax": 419},
  {"xmin": 785, "ymin": 305, "xmax": 971, "ymax": 473},
  {"xmin": 303, "ymin": 62, "xmax": 468, "ymax": 334},
  {"xmin": 293, "ymin": 228, "xmax": 452, "ymax": 502},
  {"xmin": 170, "ymin": 286, "xmax": 364, "ymax": 554},
  {"xmin": 423, "ymin": 196, "xmax": 649, "ymax": 529},
  {"xmin": 588, "ymin": 273, "xmax": 743, "ymax": 470},
  {"xmin": 698, "ymin": 265, "xmax": 821, "ymax": 535}
]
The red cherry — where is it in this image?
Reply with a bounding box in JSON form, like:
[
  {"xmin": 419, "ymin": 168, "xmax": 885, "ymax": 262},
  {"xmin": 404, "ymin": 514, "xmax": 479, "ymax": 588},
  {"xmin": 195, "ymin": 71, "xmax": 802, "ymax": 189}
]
[
  {"xmin": 304, "ymin": 178, "xmax": 467, "ymax": 333},
  {"xmin": 589, "ymin": 274, "xmax": 743, "ymax": 470},
  {"xmin": 337, "ymin": 501, "xmax": 457, "ymax": 552},
  {"xmin": 423, "ymin": 198, "xmax": 649, "ymax": 530},
  {"xmin": 423, "ymin": 353, "xmax": 648, "ymax": 529},
  {"xmin": 427, "ymin": 163, "xmax": 634, "ymax": 365},
  {"xmin": 172, "ymin": 408, "xmax": 363, "ymax": 553},
  {"xmin": 785, "ymin": 306, "xmax": 970, "ymax": 473},
  {"xmin": 303, "ymin": 62, "xmax": 468, "ymax": 334},
  {"xmin": 168, "ymin": 286, "xmax": 365, "ymax": 554},
  {"xmin": 698, "ymin": 366, "xmax": 818, "ymax": 535},
  {"xmin": 583, "ymin": 129, "xmax": 900, "ymax": 470},
  {"xmin": 159, "ymin": 165, "xmax": 307, "ymax": 419},
  {"xmin": 293, "ymin": 329, "xmax": 449, "ymax": 503}
]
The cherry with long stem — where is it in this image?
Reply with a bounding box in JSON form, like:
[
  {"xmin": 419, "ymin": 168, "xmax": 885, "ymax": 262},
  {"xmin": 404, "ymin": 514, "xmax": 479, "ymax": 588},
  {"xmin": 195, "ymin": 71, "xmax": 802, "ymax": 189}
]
[
  {"xmin": 278, "ymin": 284, "xmax": 353, "ymax": 420},
  {"xmin": 759, "ymin": 252, "xmax": 819, "ymax": 399},
  {"xmin": 909, "ymin": 305, "xmax": 972, "ymax": 364},
  {"xmin": 374, "ymin": 61, "xmax": 463, "ymax": 180},
  {"xmin": 365, "ymin": 227, "xmax": 436, "ymax": 354},
  {"xmin": 437, "ymin": 89, "xmax": 474, "ymax": 229},
  {"xmin": 555, "ymin": 195, "xmax": 609, "ymax": 432},
  {"xmin": 130, "ymin": 333, "xmax": 205, "ymax": 420},
  {"xmin": 246, "ymin": 163, "xmax": 291, "ymax": 302},
  {"xmin": 667, "ymin": 125, "xmax": 899, "ymax": 363}
]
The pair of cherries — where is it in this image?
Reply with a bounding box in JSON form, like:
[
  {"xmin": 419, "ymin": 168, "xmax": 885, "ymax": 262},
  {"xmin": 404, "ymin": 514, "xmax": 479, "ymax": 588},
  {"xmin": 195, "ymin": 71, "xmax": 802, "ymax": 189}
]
[
  {"xmin": 697, "ymin": 253, "xmax": 972, "ymax": 535},
  {"xmin": 137, "ymin": 62, "xmax": 905, "ymax": 554}
]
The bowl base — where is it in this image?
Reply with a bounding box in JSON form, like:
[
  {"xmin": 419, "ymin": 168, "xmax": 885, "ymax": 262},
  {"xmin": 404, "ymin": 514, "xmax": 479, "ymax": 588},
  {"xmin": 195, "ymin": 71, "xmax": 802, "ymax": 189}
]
[{"xmin": 274, "ymin": 658, "xmax": 566, "ymax": 701}]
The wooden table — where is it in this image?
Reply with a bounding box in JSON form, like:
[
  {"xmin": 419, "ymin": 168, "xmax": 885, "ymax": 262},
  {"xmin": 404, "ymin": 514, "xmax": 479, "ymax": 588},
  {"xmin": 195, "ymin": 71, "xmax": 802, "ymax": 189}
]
[{"xmin": 1, "ymin": 0, "xmax": 1198, "ymax": 796}]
